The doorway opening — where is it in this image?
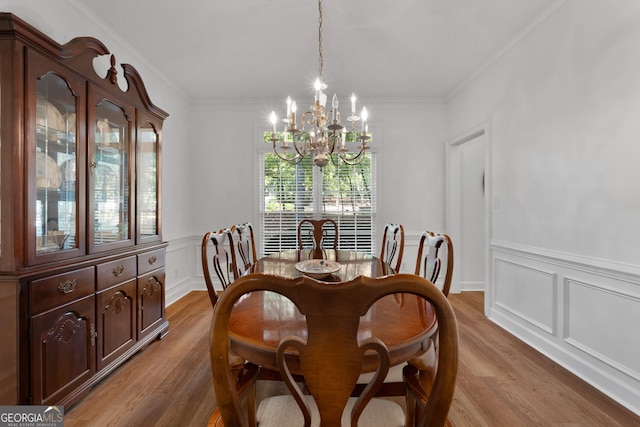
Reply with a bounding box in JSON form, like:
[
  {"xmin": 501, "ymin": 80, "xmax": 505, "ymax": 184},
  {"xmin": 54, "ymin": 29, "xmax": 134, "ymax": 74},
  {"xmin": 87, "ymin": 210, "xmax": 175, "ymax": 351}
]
[{"xmin": 446, "ymin": 127, "xmax": 491, "ymax": 305}]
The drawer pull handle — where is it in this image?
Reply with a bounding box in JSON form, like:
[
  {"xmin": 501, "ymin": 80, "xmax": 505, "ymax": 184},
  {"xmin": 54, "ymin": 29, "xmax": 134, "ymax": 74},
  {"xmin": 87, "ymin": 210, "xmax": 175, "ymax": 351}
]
[
  {"xmin": 58, "ymin": 279, "xmax": 77, "ymax": 294},
  {"xmin": 148, "ymin": 256, "xmax": 157, "ymax": 265},
  {"xmin": 112, "ymin": 265, "xmax": 125, "ymax": 277}
]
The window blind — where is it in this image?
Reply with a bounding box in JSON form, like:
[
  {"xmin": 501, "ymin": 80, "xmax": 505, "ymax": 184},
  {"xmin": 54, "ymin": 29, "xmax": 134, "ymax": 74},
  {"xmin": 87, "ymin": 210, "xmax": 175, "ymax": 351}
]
[{"xmin": 260, "ymin": 151, "xmax": 376, "ymax": 255}]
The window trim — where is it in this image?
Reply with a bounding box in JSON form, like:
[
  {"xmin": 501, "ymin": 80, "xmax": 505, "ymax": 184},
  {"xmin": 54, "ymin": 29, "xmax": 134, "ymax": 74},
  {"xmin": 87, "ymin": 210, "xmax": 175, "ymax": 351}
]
[{"xmin": 258, "ymin": 144, "xmax": 377, "ymax": 256}]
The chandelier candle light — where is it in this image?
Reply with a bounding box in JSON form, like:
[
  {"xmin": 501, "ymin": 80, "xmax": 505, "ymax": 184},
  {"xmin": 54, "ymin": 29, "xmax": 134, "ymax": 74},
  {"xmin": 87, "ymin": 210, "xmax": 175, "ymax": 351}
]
[{"xmin": 269, "ymin": 0, "xmax": 370, "ymax": 168}]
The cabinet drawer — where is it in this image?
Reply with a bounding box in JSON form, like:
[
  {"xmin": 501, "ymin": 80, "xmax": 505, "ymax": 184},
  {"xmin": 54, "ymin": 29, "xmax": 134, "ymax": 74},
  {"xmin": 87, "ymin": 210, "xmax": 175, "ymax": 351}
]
[
  {"xmin": 137, "ymin": 249, "xmax": 165, "ymax": 275},
  {"xmin": 97, "ymin": 256, "xmax": 137, "ymax": 291},
  {"xmin": 30, "ymin": 267, "xmax": 95, "ymax": 315}
]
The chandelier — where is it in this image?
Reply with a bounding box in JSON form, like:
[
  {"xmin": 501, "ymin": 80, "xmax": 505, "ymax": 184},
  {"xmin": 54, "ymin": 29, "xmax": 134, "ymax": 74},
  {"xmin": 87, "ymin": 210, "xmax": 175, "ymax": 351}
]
[{"xmin": 269, "ymin": 0, "xmax": 370, "ymax": 168}]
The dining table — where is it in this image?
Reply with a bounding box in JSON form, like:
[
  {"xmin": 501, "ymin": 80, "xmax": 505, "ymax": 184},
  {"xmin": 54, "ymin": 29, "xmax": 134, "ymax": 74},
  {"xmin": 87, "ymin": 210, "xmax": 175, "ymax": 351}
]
[{"xmin": 227, "ymin": 249, "xmax": 438, "ymax": 374}]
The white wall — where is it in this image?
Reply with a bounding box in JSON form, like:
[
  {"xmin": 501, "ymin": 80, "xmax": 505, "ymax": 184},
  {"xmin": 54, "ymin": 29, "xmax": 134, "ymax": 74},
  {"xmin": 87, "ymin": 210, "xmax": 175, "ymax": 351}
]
[
  {"xmin": 186, "ymin": 99, "xmax": 447, "ymax": 292},
  {"xmin": 374, "ymin": 101, "xmax": 448, "ymax": 273},
  {"xmin": 190, "ymin": 101, "xmax": 263, "ymax": 232},
  {"xmin": 447, "ymin": 0, "xmax": 640, "ymax": 415},
  {"xmin": 374, "ymin": 100, "xmax": 447, "ymax": 261},
  {"xmin": 188, "ymin": 100, "xmax": 447, "ymax": 237}
]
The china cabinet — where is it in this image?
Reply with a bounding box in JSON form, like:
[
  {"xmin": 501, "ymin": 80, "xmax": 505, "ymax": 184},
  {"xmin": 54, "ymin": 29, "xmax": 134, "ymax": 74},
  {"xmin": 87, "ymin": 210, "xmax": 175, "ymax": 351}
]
[{"xmin": 0, "ymin": 13, "xmax": 169, "ymax": 407}]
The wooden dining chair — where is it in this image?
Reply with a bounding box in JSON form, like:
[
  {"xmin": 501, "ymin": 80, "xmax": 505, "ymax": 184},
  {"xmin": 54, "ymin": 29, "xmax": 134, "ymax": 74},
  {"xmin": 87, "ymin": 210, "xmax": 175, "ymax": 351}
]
[
  {"xmin": 209, "ymin": 273, "xmax": 458, "ymax": 427},
  {"xmin": 415, "ymin": 231, "xmax": 454, "ymax": 297},
  {"xmin": 356, "ymin": 231, "xmax": 455, "ymax": 398},
  {"xmin": 297, "ymin": 218, "xmax": 338, "ymax": 251},
  {"xmin": 201, "ymin": 229, "xmax": 249, "ymax": 400},
  {"xmin": 201, "ymin": 229, "xmax": 234, "ymax": 308},
  {"xmin": 380, "ymin": 223, "xmax": 405, "ymax": 272},
  {"xmin": 226, "ymin": 222, "xmax": 258, "ymax": 280}
]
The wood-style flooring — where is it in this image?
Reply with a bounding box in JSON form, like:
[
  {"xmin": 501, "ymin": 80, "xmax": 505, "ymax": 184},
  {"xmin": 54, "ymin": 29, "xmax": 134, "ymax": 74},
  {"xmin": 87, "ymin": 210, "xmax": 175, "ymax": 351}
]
[{"xmin": 64, "ymin": 291, "xmax": 640, "ymax": 426}]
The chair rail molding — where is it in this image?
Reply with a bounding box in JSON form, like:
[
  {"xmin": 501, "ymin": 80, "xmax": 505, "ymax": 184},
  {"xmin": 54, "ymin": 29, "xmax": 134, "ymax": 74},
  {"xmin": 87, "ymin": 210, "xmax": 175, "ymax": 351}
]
[{"xmin": 490, "ymin": 240, "xmax": 640, "ymax": 284}]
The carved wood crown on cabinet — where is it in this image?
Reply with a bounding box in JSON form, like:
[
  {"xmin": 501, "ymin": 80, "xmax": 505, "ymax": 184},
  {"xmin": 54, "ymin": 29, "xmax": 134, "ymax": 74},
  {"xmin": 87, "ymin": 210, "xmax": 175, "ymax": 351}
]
[{"xmin": 0, "ymin": 13, "xmax": 169, "ymax": 408}]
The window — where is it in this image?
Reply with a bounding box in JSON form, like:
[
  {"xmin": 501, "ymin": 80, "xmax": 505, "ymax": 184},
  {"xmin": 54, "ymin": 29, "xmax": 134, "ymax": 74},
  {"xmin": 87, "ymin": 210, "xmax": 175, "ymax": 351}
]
[{"xmin": 260, "ymin": 148, "xmax": 376, "ymax": 255}]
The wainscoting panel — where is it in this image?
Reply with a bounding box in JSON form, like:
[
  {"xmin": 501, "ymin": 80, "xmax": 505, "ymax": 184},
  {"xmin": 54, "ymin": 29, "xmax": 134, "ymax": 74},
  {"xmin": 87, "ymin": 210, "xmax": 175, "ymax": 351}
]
[
  {"xmin": 565, "ymin": 277, "xmax": 640, "ymax": 381},
  {"xmin": 399, "ymin": 233, "xmax": 420, "ymax": 274},
  {"xmin": 165, "ymin": 235, "xmax": 195, "ymax": 306},
  {"xmin": 494, "ymin": 258, "xmax": 556, "ymax": 334},
  {"xmin": 490, "ymin": 240, "xmax": 640, "ymax": 416}
]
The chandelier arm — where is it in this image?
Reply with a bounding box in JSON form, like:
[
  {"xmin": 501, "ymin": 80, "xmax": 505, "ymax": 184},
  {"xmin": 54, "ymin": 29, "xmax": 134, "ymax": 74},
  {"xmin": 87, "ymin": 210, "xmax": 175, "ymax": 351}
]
[
  {"xmin": 345, "ymin": 120, "xmax": 358, "ymax": 133},
  {"xmin": 272, "ymin": 141, "xmax": 305, "ymax": 165},
  {"xmin": 329, "ymin": 152, "xmax": 340, "ymax": 167},
  {"xmin": 302, "ymin": 110, "xmax": 316, "ymax": 128},
  {"xmin": 292, "ymin": 132, "xmax": 314, "ymax": 158},
  {"xmin": 328, "ymin": 130, "xmax": 338, "ymax": 152},
  {"xmin": 327, "ymin": 132, "xmax": 341, "ymax": 167},
  {"xmin": 338, "ymin": 146, "xmax": 369, "ymax": 165},
  {"xmin": 338, "ymin": 156, "xmax": 366, "ymax": 166}
]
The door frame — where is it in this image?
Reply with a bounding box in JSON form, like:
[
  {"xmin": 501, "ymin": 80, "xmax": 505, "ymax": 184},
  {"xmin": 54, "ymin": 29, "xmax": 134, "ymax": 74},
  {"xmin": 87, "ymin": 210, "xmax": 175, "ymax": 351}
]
[{"xmin": 445, "ymin": 122, "xmax": 493, "ymax": 315}]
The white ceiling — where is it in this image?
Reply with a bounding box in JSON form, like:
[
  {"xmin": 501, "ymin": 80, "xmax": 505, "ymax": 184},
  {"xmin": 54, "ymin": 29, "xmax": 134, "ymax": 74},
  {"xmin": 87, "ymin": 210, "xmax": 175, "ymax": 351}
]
[{"xmin": 77, "ymin": 0, "xmax": 560, "ymax": 102}]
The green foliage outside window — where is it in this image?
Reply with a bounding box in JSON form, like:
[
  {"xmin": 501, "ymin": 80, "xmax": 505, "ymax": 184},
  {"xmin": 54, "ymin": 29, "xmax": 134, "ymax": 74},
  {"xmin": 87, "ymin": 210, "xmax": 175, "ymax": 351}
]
[{"xmin": 261, "ymin": 135, "xmax": 376, "ymax": 254}]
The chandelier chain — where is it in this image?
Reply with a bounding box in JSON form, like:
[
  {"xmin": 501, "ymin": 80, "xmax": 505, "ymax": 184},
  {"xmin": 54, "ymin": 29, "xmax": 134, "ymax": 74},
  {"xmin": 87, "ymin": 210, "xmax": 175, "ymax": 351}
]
[{"xmin": 318, "ymin": 0, "xmax": 323, "ymax": 81}]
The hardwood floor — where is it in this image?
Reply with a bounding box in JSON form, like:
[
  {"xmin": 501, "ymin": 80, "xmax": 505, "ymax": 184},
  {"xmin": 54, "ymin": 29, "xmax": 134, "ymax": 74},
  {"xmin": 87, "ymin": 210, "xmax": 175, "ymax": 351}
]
[
  {"xmin": 65, "ymin": 291, "xmax": 215, "ymax": 426},
  {"xmin": 445, "ymin": 292, "xmax": 638, "ymax": 427},
  {"xmin": 65, "ymin": 291, "xmax": 639, "ymax": 426}
]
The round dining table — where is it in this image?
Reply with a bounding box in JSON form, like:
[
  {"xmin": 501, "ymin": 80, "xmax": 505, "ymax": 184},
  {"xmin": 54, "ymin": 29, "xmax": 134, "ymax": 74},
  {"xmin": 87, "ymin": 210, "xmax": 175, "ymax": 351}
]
[{"xmin": 227, "ymin": 249, "xmax": 438, "ymax": 374}]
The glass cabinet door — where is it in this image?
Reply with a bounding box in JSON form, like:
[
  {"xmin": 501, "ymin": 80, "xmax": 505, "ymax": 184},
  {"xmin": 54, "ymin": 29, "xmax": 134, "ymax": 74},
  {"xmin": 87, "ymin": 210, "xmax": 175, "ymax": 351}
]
[
  {"xmin": 137, "ymin": 113, "xmax": 161, "ymax": 243},
  {"xmin": 35, "ymin": 74, "xmax": 77, "ymax": 254},
  {"xmin": 88, "ymin": 91, "xmax": 133, "ymax": 253},
  {"xmin": 26, "ymin": 51, "xmax": 86, "ymax": 265}
]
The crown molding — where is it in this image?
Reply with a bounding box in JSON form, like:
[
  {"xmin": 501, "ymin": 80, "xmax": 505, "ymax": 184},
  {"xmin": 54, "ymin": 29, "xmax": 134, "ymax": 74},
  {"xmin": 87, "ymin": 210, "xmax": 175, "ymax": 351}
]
[
  {"xmin": 446, "ymin": 0, "xmax": 568, "ymax": 102},
  {"xmin": 66, "ymin": 0, "xmax": 188, "ymax": 101}
]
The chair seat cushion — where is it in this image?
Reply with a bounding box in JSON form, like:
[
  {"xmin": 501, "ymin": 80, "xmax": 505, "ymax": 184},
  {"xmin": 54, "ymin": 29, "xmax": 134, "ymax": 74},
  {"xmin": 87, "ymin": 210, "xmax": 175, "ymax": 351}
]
[
  {"xmin": 357, "ymin": 343, "xmax": 436, "ymax": 388},
  {"xmin": 357, "ymin": 363, "xmax": 405, "ymax": 384},
  {"xmin": 256, "ymin": 395, "xmax": 405, "ymax": 427}
]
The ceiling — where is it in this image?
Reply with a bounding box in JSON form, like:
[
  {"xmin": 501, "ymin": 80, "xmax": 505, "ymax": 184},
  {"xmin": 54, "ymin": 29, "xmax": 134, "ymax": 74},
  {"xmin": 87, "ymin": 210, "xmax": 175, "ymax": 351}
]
[{"xmin": 77, "ymin": 0, "xmax": 561, "ymax": 103}]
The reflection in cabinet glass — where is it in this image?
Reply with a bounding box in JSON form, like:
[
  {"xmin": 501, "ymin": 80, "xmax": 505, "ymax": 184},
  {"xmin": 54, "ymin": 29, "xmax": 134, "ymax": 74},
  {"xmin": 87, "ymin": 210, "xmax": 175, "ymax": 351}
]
[
  {"xmin": 139, "ymin": 124, "xmax": 157, "ymax": 237},
  {"xmin": 92, "ymin": 100, "xmax": 129, "ymax": 245},
  {"xmin": 35, "ymin": 73, "xmax": 78, "ymax": 254}
]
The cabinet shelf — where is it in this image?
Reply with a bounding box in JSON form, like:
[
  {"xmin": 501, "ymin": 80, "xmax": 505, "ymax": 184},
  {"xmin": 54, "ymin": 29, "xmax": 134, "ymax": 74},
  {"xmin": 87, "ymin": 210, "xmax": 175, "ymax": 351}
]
[{"xmin": 36, "ymin": 126, "xmax": 76, "ymax": 144}]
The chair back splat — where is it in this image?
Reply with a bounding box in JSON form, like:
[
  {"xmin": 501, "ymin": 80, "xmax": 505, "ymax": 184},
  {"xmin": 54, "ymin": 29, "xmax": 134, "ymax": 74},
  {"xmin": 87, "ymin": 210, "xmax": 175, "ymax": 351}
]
[
  {"xmin": 297, "ymin": 218, "xmax": 339, "ymax": 251},
  {"xmin": 227, "ymin": 223, "xmax": 257, "ymax": 280},
  {"xmin": 415, "ymin": 231, "xmax": 454, "ymax": 297},
  {"xmin": 353, "ymin": 230, "xmax": 456, "ymax": 401},
  {"xmin": 380, "ymin": 223, "xmax": 405, "ymax": 272},
  {"xmin": 210, "ymin": 273, "xmax": 458, "ymax": 427},
  {"xmin": 201, "ymin": 229, "xmax": 233, "ymax": 308}
]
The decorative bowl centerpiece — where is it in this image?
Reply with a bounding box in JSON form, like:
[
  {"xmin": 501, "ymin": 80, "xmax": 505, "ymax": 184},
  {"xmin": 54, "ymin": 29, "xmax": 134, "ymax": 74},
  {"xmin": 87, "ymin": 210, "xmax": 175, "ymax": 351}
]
[{"xmin": 295, "ymin": 259, "xmax": 341, "ymax": 279}]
